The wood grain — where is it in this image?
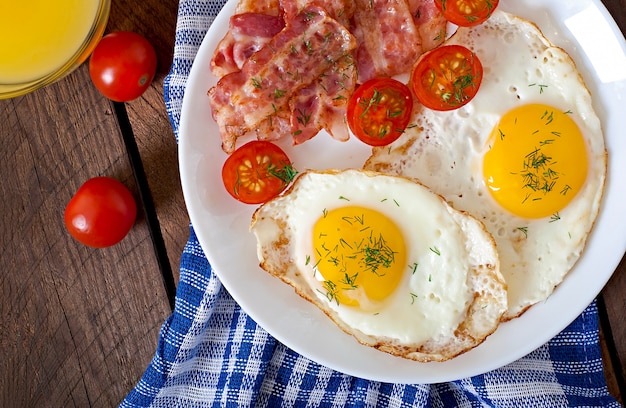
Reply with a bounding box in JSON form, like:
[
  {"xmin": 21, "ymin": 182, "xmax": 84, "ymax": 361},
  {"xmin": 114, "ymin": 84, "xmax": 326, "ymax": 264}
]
[
  {"xmin": 0, "ymin": 64, "xmax": 171, "ymax": 407},
  {"xmin": 599, "ymin": 0, "xmax": 626, "ymax": 403},
  {"xmin": 1, "ymin": 2, "xmax": 183, "ymax": 406},
  {"xmin": 108, "ymin": 0, "xmax": 188, "ymax": 283}
]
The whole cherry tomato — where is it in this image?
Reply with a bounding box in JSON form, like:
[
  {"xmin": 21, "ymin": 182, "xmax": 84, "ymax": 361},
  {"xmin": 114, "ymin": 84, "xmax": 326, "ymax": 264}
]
[
  {"xmin": 434, "ymin": 0, "xmax": 499, "ymax": 27},
  {"xmin": 64, "ymin": 177, "xmax": 137, "ymax": 248},
  {"xmin": 222, "ymin": 141, "xmax": 297, "ymax": 204},
  {"xmin": 411, "ymin": 44, "xmax": 483, "ymax": 111},
  {"xmin": 347, "ymin": 78, "xmax": 413, "ymax": 146},
  {"xmin": 89, "ymin": 31, "xmax": 157, "ymax": 102}
]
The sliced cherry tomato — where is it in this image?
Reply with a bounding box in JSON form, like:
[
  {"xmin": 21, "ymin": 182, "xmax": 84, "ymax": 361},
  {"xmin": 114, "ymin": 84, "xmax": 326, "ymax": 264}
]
[
  {"xmin": 410, "ymin": 44, "xmax": 483, "ymax": 111},
  {"xmin": 89, "ymin": 31, "xmax": 157, "ymax": 102},
  {"xmin": 64, "ymin": 177, "xmax": 137, "ymax": 248},
  {"xmin": 222, "ymin": 141, "xmax": 297, "ymax": 204},
  {"xmin": 434, "ymin": 0, "xmax": 499, "ymax": 27},
  {"xmin": 347, "ymin": 78, "xmax": 413, "ymax": 147}
]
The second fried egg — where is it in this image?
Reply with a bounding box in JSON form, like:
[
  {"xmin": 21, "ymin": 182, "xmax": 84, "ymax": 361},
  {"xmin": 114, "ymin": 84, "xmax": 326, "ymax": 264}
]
[{"xmin": 364, "ymin": 10, "xmax": 607, "ymax": 319}]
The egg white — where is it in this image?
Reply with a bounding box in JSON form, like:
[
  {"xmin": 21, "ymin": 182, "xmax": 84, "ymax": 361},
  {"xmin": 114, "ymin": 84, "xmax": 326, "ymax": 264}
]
[{"xmin": 251, "ymin": 169, "xmax": 507, "ymax": 361}]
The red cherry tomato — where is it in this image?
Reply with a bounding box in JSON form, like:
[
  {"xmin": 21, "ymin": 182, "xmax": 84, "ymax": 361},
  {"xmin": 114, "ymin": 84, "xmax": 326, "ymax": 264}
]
[
  {"xmin": 410, "ymin": 45, "xmax": 483, "ymax": 111},
  {"xmin": 347, "ymin": 78, "xmax": 413, "ymax": 147},
  {"xmin": 434, "ymin": 0, "xmax": 499, "ymax": 27},
  {"xmin": 64, "ymin": 177, "xmax": 137, "ymax": 248},
  {"xmin": 89, "ymin": 31, "xmax": 157, "ymax": 102},
  {"xmin": 222, "ymin": 141, "xmax": 297, "ymax": 204}
]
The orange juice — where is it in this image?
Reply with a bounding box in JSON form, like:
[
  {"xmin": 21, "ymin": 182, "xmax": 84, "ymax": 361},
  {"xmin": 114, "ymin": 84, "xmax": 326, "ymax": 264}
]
[{"xmin": 0, "ymin": 0, "xmax": 100, "ymax": 84}]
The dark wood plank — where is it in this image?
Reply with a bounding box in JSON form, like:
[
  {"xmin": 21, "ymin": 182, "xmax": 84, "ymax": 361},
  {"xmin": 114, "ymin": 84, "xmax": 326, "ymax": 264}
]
[
  {"xmin": 0, "ymin": 65, "xmax": 171, "ymax": 406},
  {"xmin": 603, "ymin": 0, "xmax": 626, "ymax": 31},
  {"xmin": 599, "ymin": 0, "xmax": 626, "ymax": 403},
  {"xmin": 107, "ymin": 0, "xmax": 188, "ymax": 283},
  {"xmin": 0, "ymin": 2, "xmax": 185, "ymax": 405},
  {"xmin": 107, "ymin": 0, "xmax": 180, "ymax": 76}
]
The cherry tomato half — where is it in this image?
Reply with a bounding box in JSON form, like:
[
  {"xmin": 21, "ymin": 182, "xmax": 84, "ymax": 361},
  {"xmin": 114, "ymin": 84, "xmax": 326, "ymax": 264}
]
[
  {"xmin": 64, "ymin": 177, "xmax": 137, "ymax": 248},
  {"xmin": 89, "ymin": 31, "xmax": 157, "ymax": 102},
  {"xmin": 347, "ymin": 78, "xmax": 413, "ymax": 147},
  {"xmin": 434, "ymin": 0, "xmax": 499, "ymax": 27},
  {"xmin": 222, "ymin": 141, "xmax": 297, "ymax": 204},
  {"xmin": 410, "ymin": 44, "xmax": 483, "ymax": 111}
]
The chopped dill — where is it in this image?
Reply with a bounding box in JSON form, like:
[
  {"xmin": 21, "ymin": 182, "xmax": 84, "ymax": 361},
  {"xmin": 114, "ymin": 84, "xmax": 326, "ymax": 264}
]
[{"xmin": 517, "ymin": 226, "xmax": 529, "ymax": 238}]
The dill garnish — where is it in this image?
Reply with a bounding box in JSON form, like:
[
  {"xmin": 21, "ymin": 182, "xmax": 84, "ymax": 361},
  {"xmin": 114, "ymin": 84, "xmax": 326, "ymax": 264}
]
[
  {"xmin": 250, "ymin": 77, "xmax": 262, "ymax": 89},
  {"xmin": 361, "ymin": 233, "xmax": 396, "ymax": 276},
  {"xmin": 319, "ymin": 280, "xmax": 339, "ymax": 304},
  {"xmin": 267, "ymin": 163, "xmax": 298, "ymax": 185},
  {"xmin": 517, "ymin": 227, "xmax": 528, "ymax": 238},
  {"xmin": 519, "ymin": 147, "xmax": 558, "ymax": 198},
  {"xmin": 340, "ymin": 272, "xmax": 359, "ymax": 290}
]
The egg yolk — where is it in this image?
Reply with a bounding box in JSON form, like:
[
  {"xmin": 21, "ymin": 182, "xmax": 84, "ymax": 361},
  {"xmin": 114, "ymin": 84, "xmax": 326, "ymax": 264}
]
[
  {"xmin": 483, "ymin": 103, "xmax": 588, "ymax": 219},
  {"xmin": 312, "ymin": 206, "xmax": 406, "ymax": 309}
]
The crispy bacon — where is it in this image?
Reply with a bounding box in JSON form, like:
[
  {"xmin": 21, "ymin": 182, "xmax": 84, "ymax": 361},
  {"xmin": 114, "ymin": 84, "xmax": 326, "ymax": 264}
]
[
  {"xmin": 289, "ymin": 53, "xmax": 356, "ymax": 144},
  {"xmin": 408, "ymin": 0, "xmax": 447, "ymax": 52},
  {"xmin": 210, "ymin": 0, "xmax": 354, "ymax": 77},
  {"xmin": 208, "ymin": 6, "xmax": 357, "ymax": 153},
  {"xmin": 281, "ymin": 0, "xmax": 355, "ymax": 27},
  {"xmin": 208, "ymin": 0, "xmax": 447, "ymax": 151},
  {"xmin": 351, "ymin": 0, "xmax": 423, "ymax": 83},
  {"xmin": 234, "ymin": 0, "xmax": 279, "ymax": 14},
  {"xmin": 210, "ymin": 0, "xmax": 281, "ymax": 77},
  {"xmin": 289, "ymin": 82, "xmax": 321, "ymax": 144},
  {"xmin": 211, "ymin": 13, "xmax": 285, "ymax": 77}
]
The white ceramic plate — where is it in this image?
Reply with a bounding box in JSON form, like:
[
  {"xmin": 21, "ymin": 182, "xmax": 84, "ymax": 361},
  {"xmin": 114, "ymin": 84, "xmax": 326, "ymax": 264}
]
[{"xmin": 179, "ymin": 0, "xmax": 626, "ymax": 383}]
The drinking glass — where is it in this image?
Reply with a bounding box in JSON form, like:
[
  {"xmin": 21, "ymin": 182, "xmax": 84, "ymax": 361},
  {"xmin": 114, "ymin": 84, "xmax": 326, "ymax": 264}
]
[{"xmin": 0, "ymin": 0, "xmax": 111, "ymax": 99}]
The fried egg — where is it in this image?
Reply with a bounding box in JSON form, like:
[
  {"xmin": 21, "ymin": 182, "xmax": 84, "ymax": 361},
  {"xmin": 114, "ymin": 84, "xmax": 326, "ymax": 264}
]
[
  {"xmin": 251, "ymin": 169, "xmax": 507, "ymax": 361},
  {"xmin": 364, "ymin": 10, "xmax": 607, "ymax": 319}
]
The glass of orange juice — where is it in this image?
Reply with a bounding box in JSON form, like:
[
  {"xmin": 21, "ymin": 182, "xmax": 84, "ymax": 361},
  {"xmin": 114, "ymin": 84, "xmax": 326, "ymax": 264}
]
[{"xmin": 0, "ymin": 0, "xmax": 111, "ymax": 99}]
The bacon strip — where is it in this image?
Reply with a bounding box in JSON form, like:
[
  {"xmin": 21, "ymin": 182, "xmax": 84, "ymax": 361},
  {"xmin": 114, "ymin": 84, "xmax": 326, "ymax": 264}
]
[
  {"xmin": 408, "ymin": 0, "xmax": 447, "ymax": 52},
  {"xmin": 211, "ymin": 13, "xmax": 285, "ymax": 77},
  {"xmin": 211, "ymin": 0, "xmax": 357, "ymax": 77},
  {"xmin": 210, "ymin": 0, "xmax": 281, "ymax": 77},
  {"xmin": 209, "ymin": 0, "xmax": 447, "ymax": 151},
  {"xmin": 281, "ymin": 0, "xmax": 355, "ymax": 27},
  {"xmin": 208, "ymin": 6, "xmax": 357, "ymax": 153},
  {"xmin": 351, "ymin": 0, "xmax": 424, "ymax": 83},
  {"xmin": 289, "ymin": 52, "xmax": 356, "ymax": 144}
]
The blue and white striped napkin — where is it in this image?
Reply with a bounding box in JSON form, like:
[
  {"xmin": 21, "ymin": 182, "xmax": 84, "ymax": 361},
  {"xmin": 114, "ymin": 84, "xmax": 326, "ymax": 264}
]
[{"xmin": 120, "ymin": 1, "xmax": 621, "ymax": 406}]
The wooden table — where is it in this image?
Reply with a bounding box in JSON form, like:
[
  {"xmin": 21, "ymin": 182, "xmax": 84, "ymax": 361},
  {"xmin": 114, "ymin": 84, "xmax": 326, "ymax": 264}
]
[{"xmin": 1, "ymin": 1, "xmax": 624, "ymax": 406}]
